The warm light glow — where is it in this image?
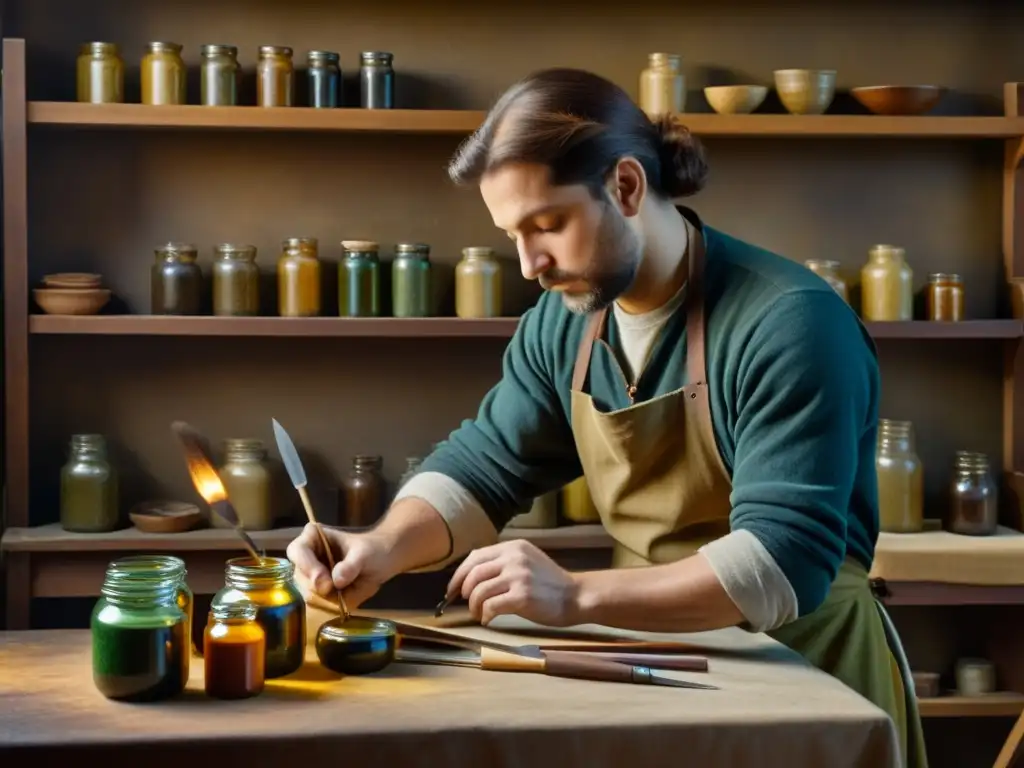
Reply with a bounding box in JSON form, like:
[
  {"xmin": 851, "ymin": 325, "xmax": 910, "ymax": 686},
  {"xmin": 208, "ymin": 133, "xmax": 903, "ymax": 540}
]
[{"xmin": 185, "ymin": 455, "xmax": 227, "ymax": 503}]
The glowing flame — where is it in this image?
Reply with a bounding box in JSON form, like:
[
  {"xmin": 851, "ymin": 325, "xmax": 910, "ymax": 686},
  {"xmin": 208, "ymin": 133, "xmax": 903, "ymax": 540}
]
[{"xmin": 185, "ymin": 454, "xmax": 227, "ymax": 504}]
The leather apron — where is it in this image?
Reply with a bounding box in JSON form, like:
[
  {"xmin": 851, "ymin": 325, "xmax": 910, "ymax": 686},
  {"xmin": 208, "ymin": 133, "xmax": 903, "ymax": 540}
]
[{"xmin": 568, "ymin": 214, "xmax": 927, "ymax": 768}]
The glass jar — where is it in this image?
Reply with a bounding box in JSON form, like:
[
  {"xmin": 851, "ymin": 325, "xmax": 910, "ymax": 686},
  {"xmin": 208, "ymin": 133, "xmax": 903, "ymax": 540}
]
[
  {"xmin": 508, "ymin": 491, "xmax": 559, "ymax": 529},
  {"xmin": 926, "ymin": 273, "xmax": 965, "ymax": 322},
  {"xmin": 562, "ymin": 476, "xmax": 600, "ymax": 523},
  {"xmin": 397, "ymin": 456, "xmax": 422, "ymax": 489},
  {"xmin": 91, "ymin": 561, "xmax": 188, "ymax": 701},
  {"xmin": 204, "ymin": 600, "xmax": 266, "ymax": 699},
  {"xmin": 60, "ymin": 433, "xmax": 119, "ymax": 533},
  {"xmin": 342, "ymin": 455, "xmax": 386, "ymax": 528},
  {"xmin": 108, "ymin": 555, "xmax": 194, "ymax": 670},
  {"xmin": 948, "ymin": 451, "xmax": 998, "ymax": 536},
  {"xmin": 860, "ymin": 245, "xmax": 913, "ymax": 321},
  {"xmin": 339, "ymin": 240, "xmax": 381, "ymax": 317},
  {"xmin": 213, "ymin": 244, "xmax": 259, "ymax": 316},
  {"xmin": 217, "ymin": 438, "xmax": 274, "ymax": 531},
  {"xmin": 277, "ymin": 237, "xmax": 321, "ymax": 317},
  {"xmin": 152, "ymin": 242, "xmax": 202, "ymax": 315},
  {"xmin": 639, "ymin": 52, "xmax": 685, "ymax": 117},
  {"xmin": 200, "ymin": 44, "xmax": 240, "ymax": 106},
  {"xmin": 308, "ymin": 50, "xmax": 341, "ymax": 108},
  {"xmin": 804, "ymin": 259, "xmax": 849, "ymax": 303},
  {"xmin": 257, "ymin": 45, "xmax": 294, "ymax": 107},
  {"xmin": 392, "ymin": 242, "xmax": 432, "ymax": 318},
  {"xmin": 211, "ymin": 557, "xmax": 306, "ymax": 679},
  {"xmin": 456, "ymin": 247, "xmax": 502, "ymax": 318},
  {"xmin": 141, "ymin": 41, "xmax": 186, "ymax": 105},
  {"xmin": 360, "ymin": 51, "xmax": 395, "ymax": 109},
  {"xmin": 876, "ymin": 419, "xmax": 924, "ymax": 533},
  {"xmin": 76, "ymin": 42, "xmax": 124, "ymax": 104}
]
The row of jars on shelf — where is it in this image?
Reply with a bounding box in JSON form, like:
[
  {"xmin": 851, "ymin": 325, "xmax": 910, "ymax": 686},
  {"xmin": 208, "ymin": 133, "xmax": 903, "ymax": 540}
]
[
  {"xmin": 92, "ymin": 552, "xmax": 304, "ymax": 701},
  {"xmin": 806, "ymin": 245, "xmax": 965, "ymax": 322},
  {"xmin": 77, "ymin": 41, "xmax": 396, "ymax": 109},
  {"xmin": 151, "ymin": 238, "xmax": 503, "ymax": 319},
  {"xmin": 876, "ymin": 418, "xmax": 999, "ymax": 535}
]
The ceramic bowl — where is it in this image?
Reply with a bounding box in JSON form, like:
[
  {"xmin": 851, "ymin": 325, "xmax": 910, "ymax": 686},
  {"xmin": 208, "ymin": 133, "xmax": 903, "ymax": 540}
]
[
  {"xmin": 773, "ymin": 69, "xmax": 837, "ymax": 115},
  {"xmin": 41, "ymin": 272, "xmax": 103, "ymax": 290},
  {"xmin": 851, "ymin": 85, "xmax": 945, "ymax": 116},
  {"xmin": 704, "ymin": 85, "xmax": 768, "ymax": 115},
  {"xmin": 33, "ymin": 287, "xmax": 111, "ymax": 315},
  {"xmin": 129, "ymin": 500, "xmax": 204, "ymax": 533},
  {"xmin": 316, "ymin": 616, "xmax": 397, "ymax": 675}
]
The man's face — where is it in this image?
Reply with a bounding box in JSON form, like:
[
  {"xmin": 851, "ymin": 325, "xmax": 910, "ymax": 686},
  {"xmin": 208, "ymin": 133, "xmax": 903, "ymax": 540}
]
[{"xmin": 479, "ymin": 162, "xmax": 642, "ymax": 314}]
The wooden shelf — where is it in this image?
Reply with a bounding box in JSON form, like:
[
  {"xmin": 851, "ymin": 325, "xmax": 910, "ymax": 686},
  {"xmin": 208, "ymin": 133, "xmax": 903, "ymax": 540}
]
[
  {"xmin": 919, "ymin": 693, "xmax": 1024, "ymax": 718},
  {"xmin": 26, "ymin": 102, "xmax": 1024, "ymax": 139},
  {"xmin": 27, "ymin": 315, "xmax": 1024, "ymax": 339}
]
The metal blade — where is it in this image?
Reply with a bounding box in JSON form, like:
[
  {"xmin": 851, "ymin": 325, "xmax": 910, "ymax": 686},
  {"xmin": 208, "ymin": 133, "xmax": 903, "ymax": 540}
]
[
  {"xmin": 632, "ymin": 665, "xmax": 719, "ymax": 690},
  {"xmin": 272, "ymin": 418, "xmax": 307, "ymax": 489}
]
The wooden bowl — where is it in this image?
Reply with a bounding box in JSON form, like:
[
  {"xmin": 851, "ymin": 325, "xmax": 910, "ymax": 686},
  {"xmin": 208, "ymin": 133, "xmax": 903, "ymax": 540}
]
[
  {"xmin": 33, "ymin": 287, "xmax": 110, "ymax": 315},
  {"xmin": 41, "ymin": 272, "xmax": 103, "ymax": 289},
  {"xmin": 704, "ymin": 85, "xmax": 768, "ymax": 115},
  {"xmin": 129, "ymin": 500, "xmax": 204, "ymax": 533},
  {"xmin": 851, "ymin": 85, "xmax": 945, "ymax": 116},
  {"xmin": 774, "ymin": 69, "xmax": 837, "ymax": 115}
]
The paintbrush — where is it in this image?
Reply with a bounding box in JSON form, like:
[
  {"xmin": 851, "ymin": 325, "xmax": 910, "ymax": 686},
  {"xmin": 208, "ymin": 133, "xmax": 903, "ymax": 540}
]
[
  {"xmin": 271, "ymin": 418, "xmax": 350, "ymax": 621},
  {"xmin": 170, "ymin": 420, "xmax": 263, "ymax": 563}
]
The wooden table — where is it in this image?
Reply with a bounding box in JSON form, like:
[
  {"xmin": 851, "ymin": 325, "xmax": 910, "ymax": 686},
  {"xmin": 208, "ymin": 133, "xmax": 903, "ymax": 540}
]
[{"xmin": 0, "ymin": 610, "xmax": 900, "ymax": 768}]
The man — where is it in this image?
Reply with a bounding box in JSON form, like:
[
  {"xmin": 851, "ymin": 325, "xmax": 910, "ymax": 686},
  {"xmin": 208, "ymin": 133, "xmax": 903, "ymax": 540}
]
[{"xmin": 288, "ymin": 68, "xmax": 926, "ymax": 766}]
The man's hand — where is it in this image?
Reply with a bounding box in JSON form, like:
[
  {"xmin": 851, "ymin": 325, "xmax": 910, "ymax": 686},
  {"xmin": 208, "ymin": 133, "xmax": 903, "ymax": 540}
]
[{"xmin": 446, "ymin": 539, "xmax": 580, "ymax": 626}]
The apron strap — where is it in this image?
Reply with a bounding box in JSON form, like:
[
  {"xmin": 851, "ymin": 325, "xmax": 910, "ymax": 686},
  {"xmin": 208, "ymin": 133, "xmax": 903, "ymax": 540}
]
[{"xmin": 571, "ymin": 308, "xmax": 608, "ymax": 392}]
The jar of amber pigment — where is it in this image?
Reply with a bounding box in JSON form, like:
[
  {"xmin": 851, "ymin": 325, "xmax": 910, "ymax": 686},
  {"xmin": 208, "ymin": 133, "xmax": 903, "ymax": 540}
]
[
  {"xmin": 107, "ymin": 555, "xmax": 194, "ymax": 674},
  {"xmin": 257, "ymin": 45, "xmax": 294, "ymax": 107},
  {"xmin": 60, "ymin": 433, "xmax": 119, "ymax": 533},
  {"xmin": 213, "ymin": 244, "xmax": 259, "ymax": 316},
  {"xmin": 91, "ymin": 561, "xmax": 189, "ymax": 701},
  {"xmin": 152, "ymin": 242, "xmax": 203, "ymax": 315},
  {"xmin": 455, "ymin": 246, "xmax": 502, "ymax": 318},
  {"xmin": 342, "ymin": 455, "xmax": 386, "ymax": 527},
  {"xmin": 211, "ymin": 557, "xmax": 306, "ymax": 679},
  {"xmin": 76, "ymin": 42, "xmax": 123, "ymax": 103},
  {"xmin": 204, "ymin": 600, "xmax": 266, "ymax": 699},
  {"xmin": 141, "ymin": 41, "xmax": 186, "ymax": 105},
  {"xmin": 217, "ymin": 438, "xmax": 274, "ymax": 530},
  {"xmin": 926, "ymin": 273, "xmax": 965, "ymax": 322},
  {"xmin": 277, "ymin": 237, "xmax": 321, "ymax": 317},
  {"xmin": 875, "ymin": 419, "xmax": 924, "ymax": 533},
  {"xmin": 804, "ymin": 259, "xmax": 849, "ymax": 303}
]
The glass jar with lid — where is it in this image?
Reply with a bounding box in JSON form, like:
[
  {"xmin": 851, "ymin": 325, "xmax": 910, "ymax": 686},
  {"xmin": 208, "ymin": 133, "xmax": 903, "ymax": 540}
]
[
  {"xmin": 217, "ymin": 438, "xmax": 274, "ymax": 531},
  {"xmin": 456, "ymin": 246, "xmax": 502, "ymax": 318},
  {"xmin": 257, "ymin": 45, "xmax": 294, "ymax": 107},
  {"xmin": 277, "ymin": 237, "xmax": 321, "ymax": 317},
  {"xmin": 211, "ymin": 556, "xmax": 306, "ymax": 679},
  {"xmin": 60, "ymin": 433, "xmax": 119, "ymax": 533},
  {"xmin": 141, "ymin": 41, "xmax": 186, "ymax": 105},
  {"xmin": 860, "ymin": 245, "xmax": 913, "ymax": 321},
  {"xmin": 639, "ymin": 52, "xmax": 685, "ymax": 117},
  {"xmin": 926, "ymin": 273, "xmax": 965, "ymax": 322},
  {"xmin": 804, "ymin": 259, "xmax": 849, "ymax": 303},
  {"xmin": 213, "ymin": 243, "xmax": 259, "ymax": 316},
  {"xmin": 339, "ymin": 240, "xmax": 381, "ymax": 317},
  {"xmin": 200, "ymin": 44, "xmax": 240, "ymax": 106},
  {"xmin": 342, "ymin": 455, "xmax": 386, "ymax": 527},
  {"xmin": 91, "ymin": 561, "xmax": 189, "ymax": 701},
  {"xmin": 360, "ymin": 51, "xmax": 395, "ymax": 109},
  {"xmin": 204, "ymin": 600, "xmax": 266, "ymax": 699},
  {"xmin": 76, "ymin": 42, "xmax": 124, "ymax": 103},
  {"xmin": 948, "ymin": 451, "xmax": 998, "ymax": 536},
  {"xmin": 392, "ymin": 242, "xmax": 432, "ymax": 317},
  {"xmin": 875, "ymin": 419, "xmax": 924, "ymax": 533},
  {"xmin": 152, "ymin": 242, "xmax": 202, "ymax": 315},
  {"xmin": 307, "ymin": 50, "xmax": 341, "ymax": 108}
]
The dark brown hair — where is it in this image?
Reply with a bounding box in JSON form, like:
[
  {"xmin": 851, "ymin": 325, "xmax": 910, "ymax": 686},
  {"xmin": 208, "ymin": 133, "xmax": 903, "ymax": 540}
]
[{"xmin": 448, "ymin": 68, "xmax": 708, "ymax": 199}]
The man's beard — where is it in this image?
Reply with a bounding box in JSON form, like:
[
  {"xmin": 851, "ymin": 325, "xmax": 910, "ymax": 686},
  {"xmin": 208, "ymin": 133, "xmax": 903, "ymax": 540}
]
[{"xmin": 539, "ymin": 205, "xmax": 641, "ymax": 315}]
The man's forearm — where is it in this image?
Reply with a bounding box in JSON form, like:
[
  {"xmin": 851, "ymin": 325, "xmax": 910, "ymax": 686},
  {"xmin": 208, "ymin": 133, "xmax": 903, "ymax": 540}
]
[
  {"xmin": 570, "ymin": 553, "xmax": 746, "ymax": 633},
  {"xmin": 371, "ymin": 498, "xmax": 454, "ymax": 576}
]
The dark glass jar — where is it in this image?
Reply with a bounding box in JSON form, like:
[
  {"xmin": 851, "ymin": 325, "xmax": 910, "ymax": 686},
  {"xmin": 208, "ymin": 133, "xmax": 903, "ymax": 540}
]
[
  {"xmin": 339, "ymin": 240, "xmax": 381, "ymax": 317},
  {"xmin": 277, "ymin": 237, "xmax": 321, "ymax": 317},
  {"xmin": 152, "ymin": 242, "xmax": 202, "ymax": 315},
  {"xmin": 60, "ymin": 434, "xmax": 119, "ymax": 533},
  {"xmin": 200, "ymin": 44, "xmax": 240, "ymax": 106},
  {"xmin": 211, "ymin": 557, "xmax": 306, "ymax": 679},
  {"xmin": 926, "ymin": 273, "xmax": 965, "ymax": 322},
  {"xmin": 204, "ymin": 600, "xmax": 266, "ymax": 700},
  {"xmin": 342, "ymin": 455, "xmax": 385, "ymax": 527},
  {"xmin": 217, "ymin": 438, "xmax": 274, "ymax": 531},
  {"xmin": 948, "ymin": 451, "xmax": 998, "ymax": 535},
  {"xmin": 91, "ymin": 562, "xmax": 188, "ymax": 701},
  {"xmin": 392, "ymin": 243, "xmax": 432, "ymax": 317},
  {"xmin": 212, "ymin": 243, "xmax": 259, "ymax": 316},
  {"xmin": 307, "ymin": 50, "xmax": 341, "ymax": 108}
]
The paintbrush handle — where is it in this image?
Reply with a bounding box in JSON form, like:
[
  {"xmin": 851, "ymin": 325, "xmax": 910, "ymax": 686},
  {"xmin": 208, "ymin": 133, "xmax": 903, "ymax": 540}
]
[
  {"xmin": 297, "ymin": 485, "xmax": 350, "ymax": 619},
  {"xmin": 479, "ymin": 647, "xmax": 637, "ymax": 684}
]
